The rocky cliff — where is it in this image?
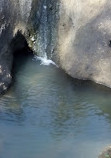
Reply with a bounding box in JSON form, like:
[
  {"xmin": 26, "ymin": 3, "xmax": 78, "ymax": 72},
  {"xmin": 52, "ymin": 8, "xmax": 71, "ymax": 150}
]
[{"xmin": 1, "ymin": 0, "xmax": 111, "ymax": 94}]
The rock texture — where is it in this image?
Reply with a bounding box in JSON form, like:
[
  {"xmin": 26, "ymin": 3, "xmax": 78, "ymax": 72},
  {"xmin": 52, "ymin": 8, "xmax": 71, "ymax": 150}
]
[
  {"xmin": 99, "ymin": 146, "xmax": 111, "ymax": 158},
  {"xmin": 0, "ymin": 0, "xmax": 59, "ymax": 93},
  {"xmin": 0, "ymin": 0, "xmax": 34, "ymax": 93},
  {"xmin": 57, "ymin": 0, "xmax": 111, "ymax": 87},
  {"xmin": 28, "ymin": 0, "xmax": 59, "ymax": 59},
  {"xmin": 1, "ymin": 0, "xmax": 111, "ymax": 93}
]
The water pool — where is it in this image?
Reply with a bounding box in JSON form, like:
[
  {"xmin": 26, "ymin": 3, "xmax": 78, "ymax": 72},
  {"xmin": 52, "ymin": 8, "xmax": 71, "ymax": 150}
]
[{"xmin": 0, "ymin": 56, "xmax": 111, "ymax": 158}]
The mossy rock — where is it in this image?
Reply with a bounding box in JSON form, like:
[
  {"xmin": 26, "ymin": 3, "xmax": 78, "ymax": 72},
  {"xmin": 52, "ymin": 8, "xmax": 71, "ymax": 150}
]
[{"xmin": 99, "ymin": 146, "xmax": 111, "ymax": 158}]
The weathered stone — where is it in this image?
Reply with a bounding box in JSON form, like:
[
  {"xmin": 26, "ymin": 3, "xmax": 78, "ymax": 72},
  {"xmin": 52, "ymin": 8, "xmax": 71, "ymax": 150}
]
[
  {"xmin": 0, "ymin": 0, "xmax": 34, "ymax": 93},
  {"xmin": 1, "ymin": 0, "xmax": 111, "ymax": 94},
  {"xmin": 56, "ymin": 0, "xmax": 111, "ymax": 88}
]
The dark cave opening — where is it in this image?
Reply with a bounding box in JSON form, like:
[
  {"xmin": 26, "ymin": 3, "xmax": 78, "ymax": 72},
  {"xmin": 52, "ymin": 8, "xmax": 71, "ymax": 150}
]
[{"xmin": 10, "ymin": 31, "xmax": 34, "ymax": 83}]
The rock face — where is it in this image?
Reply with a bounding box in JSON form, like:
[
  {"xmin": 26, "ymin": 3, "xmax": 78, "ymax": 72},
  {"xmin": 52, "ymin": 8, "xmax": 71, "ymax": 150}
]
[
  {"xmin": 28, "ymin": 0, "xmax": 59, "ymax": 59},
  {"xmin": 1, "ymin": 0, "xmax": 111, "ymax": 93},
  {"xmin": 0, "ymin": 0, "xmax": 33, "ymax": 93},
  {"xmin": 57, "ymin": 0, "xmax": 111, "ymax": 87},
  {"xmin": 0, "ymin": 0, "xmax": 59, "ymax": 93}
]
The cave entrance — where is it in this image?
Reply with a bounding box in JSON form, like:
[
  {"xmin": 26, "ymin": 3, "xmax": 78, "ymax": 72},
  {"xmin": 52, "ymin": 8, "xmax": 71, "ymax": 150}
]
[{"xmin": 10, "ymin": 31, "xmax": 34, "ymax": 79}]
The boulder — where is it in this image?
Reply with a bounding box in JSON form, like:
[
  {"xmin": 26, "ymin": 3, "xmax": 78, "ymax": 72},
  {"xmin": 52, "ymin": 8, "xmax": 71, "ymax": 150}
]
[{"xmin": 57, "ymin": 0, "xmax": 111, "ymax": 87}]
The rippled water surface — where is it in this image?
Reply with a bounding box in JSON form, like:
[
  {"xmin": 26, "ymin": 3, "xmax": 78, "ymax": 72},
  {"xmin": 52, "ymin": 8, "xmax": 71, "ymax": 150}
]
[{"xmin": 0, "ymin": 56, "xmax": 111, "ymax": 158}]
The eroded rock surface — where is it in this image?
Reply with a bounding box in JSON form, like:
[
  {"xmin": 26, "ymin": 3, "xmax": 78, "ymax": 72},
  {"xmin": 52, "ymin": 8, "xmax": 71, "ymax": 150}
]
[
  {"xmin": 0, "ymin": 0, "xmax": 34, "ymax": 93},
  {"xmin": 57, "ymin": 0, "xmax": 111, "ymax": 87},
  {"xmin": 1, "ymin": 0, "xmax": 111, "ymax": 93}
]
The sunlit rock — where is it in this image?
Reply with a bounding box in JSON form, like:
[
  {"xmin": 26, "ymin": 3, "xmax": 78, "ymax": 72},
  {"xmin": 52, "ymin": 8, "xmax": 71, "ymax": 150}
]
[{"xmin": 57, "ymin": 0, "xmax": 111, "ymax": 87}]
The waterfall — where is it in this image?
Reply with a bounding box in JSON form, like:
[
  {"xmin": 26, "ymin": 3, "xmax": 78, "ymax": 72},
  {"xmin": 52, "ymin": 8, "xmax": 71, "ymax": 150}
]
[
  {"xmin": 37, "ymin": 0, "xmax": 48, "ymax": 59},
  {"xmin": 33, "ymin": 0, "xmax": 59, "ymax": 66}
]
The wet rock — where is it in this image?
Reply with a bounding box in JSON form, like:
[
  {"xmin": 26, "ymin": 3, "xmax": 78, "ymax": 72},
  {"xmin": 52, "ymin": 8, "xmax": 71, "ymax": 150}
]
[
  {"xmin": 1, "ymin": 0, "xmax": 111, "ymax": 94},
  {"xmin": 0, "ymin": 0, "xmax": 34, "ymax": 94}
]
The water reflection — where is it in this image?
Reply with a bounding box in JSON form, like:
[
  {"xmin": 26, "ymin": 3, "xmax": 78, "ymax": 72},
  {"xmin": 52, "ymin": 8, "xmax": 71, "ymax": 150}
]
[{"xmin": 0, "ymin": 56, "xmax": 111, "ymax": 158}]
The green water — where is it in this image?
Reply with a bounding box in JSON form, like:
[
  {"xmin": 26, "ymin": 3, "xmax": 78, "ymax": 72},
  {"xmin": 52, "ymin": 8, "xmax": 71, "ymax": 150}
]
[{"xmin": 0, "ymin": 56, "xmax": 111, "ymax": 158}]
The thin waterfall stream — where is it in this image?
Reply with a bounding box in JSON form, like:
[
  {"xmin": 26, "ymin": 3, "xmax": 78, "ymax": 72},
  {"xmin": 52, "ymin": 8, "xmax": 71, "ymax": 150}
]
[
  {"xmin": 36, "ymin": 0, "xmax": 48, "ymax": 58},
  {"xmin": 32, "ymin": 0, "xmax": 58, "ymax": 66}
]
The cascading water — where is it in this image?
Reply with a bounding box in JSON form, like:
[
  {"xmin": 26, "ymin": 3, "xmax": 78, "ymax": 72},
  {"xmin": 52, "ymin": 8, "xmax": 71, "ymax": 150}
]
[
  {"xmin": 33, "ymin": 0, "xmax": 59, "ymax": 66},
  {"xmin": 36, "ymin": 0, "xmax": 48, "ymax": 58}
]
